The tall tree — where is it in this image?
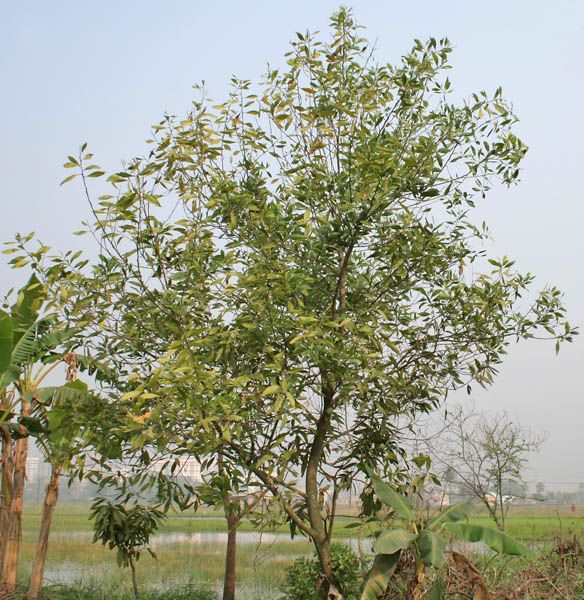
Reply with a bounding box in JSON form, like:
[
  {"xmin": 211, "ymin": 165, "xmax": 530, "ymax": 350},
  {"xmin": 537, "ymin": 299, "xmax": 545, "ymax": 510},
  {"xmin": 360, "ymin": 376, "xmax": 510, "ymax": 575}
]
[
  {"xmin": 19, "ymin": 8, "xmax": 575, "ymax": 598},
  {"xmin": 27, "ymin": 354, "xmax": 90, "ymax": 600}
]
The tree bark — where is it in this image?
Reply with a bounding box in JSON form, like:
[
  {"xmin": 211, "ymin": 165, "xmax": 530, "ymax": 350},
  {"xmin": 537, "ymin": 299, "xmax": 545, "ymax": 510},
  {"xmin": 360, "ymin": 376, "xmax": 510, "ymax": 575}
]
[
  {"xmin": 305, "ymin": 384, "xmax": 344, "ymax": 600},
  {"xmin": 27, "ymin": 464, "xmax": 61, "ymax": 600},
  {"xmin": 130, "ymin": 557, "xmax": 138, "ymax": 598},
  {"xmin": 223, "ymin": 512, "xmax": 238, "ymax": 600},
  {"xmin": 1, "ymin": 435, "xmax": 28, "ymax": 594},
  {"xmin": 0, "ymin": 438, "xmax": 14, "ymax": 574}
]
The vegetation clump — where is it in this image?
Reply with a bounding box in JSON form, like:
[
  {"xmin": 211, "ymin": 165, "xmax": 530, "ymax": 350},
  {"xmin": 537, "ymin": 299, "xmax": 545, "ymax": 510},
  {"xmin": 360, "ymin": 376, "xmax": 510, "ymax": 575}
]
[{"xmin": 281, "ymin": 543, "xmax": 361, "ymax": 600}]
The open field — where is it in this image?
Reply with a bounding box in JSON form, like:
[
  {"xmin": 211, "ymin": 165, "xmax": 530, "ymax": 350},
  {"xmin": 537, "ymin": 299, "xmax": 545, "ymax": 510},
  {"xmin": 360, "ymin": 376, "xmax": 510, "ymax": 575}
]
[
  {"xmin": 16, "ymin": 503, "xmax": 584, "ymax": 598},
  {"xmin": 23, "ymin": 502, "xmax": 584, "ymax": 539}
]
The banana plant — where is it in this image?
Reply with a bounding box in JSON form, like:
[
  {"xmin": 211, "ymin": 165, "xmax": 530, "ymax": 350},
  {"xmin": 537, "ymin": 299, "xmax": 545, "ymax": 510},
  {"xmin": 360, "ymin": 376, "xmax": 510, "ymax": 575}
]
[
  {"xmin": 0, "ymin": 275, "xmax": 85, "ymax": 595},
  {"xmin": 0, "ymin": 275, "xmax": 80, "ymax": 439},
  {"xmin": 360, "ymin": 473, "xmax": 532, "ymax": 600}
]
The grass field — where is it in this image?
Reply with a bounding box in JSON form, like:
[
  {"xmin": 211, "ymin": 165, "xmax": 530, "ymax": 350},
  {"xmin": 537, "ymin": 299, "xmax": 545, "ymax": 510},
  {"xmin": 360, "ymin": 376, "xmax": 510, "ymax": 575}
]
[
  {"xmin": 22, "ymin": 502, "xmax": 584, "ymax": 540},
  {"xmin": 17, "ymin": 503, "xmax": 584, "ymax": 599}
]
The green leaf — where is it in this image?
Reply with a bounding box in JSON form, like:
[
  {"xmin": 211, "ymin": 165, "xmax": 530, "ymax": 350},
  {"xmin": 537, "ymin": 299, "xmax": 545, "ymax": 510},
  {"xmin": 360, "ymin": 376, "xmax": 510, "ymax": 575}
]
[
  {"xmin": 64, "ymin": 379, "xmax": 89, "ymax": 393},
  {"xmin": 261, "ymin": 384, "xmax": 280, "ymax": 396},
  {"xmin": 60, "ymin": 174, "xmax": 78, "ymax": 185},
  {"xmin": 374, "ymin": 528, "xmax": 416, "ymax": 555},
  {"xmin": 18, "ymin": 416, "xmax": 48, "ymax": 435},
  {"xmin": 426, "ymin": 578, "xmax": 446, "ymax": 600},
  {"xmin": 370, "ymin": 473, "xmax": 414, "ymax": 521},
  {"xmin": 427, "ymin": 500, "xmax": 474, "ymax": 530},
  {"xmin": 360, "ymin": 553, "xmax": 400, "ymax": 600},
  {"xmin": 0, "ymin": 310, "xmax": 13, "ymax": 374},
  {"xmin": 0, "ymin": 322, "xmax": 40, "ymax": 386},
  {"xmin": 27, "ymin": 381, "xmax": 89, "ymax": 406},
  {"xmin": 11, "ymin": 275, "xmax": 46, "ymax": 342},
  {"xmin": 417, "ymin": 530, "xmax": 446, "ymax": 568},
  {"xmin": 445, "ymin": 523, "xmax": 532, "ymax": 556}
]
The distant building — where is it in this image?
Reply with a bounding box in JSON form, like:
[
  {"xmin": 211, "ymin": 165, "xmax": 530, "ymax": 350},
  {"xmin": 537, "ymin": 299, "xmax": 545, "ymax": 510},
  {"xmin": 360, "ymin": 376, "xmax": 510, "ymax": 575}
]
[
  {"xmin": 177, "ymin": 456, "xmax": 201, "ymax": 481},
  {"xmin": 26, "ymin": 457, "xmax": 39, "ymax": 481},
  {"xmin": 147, "ymin": 456, "xmax": 203, "ymax": 482}
]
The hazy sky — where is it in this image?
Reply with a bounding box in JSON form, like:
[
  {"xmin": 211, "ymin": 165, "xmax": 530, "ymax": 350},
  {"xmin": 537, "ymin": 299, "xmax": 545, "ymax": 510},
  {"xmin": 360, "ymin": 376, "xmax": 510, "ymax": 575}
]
[{"xmin": 2, "ymin": 1, "xmax": 583, "ymax": 487}]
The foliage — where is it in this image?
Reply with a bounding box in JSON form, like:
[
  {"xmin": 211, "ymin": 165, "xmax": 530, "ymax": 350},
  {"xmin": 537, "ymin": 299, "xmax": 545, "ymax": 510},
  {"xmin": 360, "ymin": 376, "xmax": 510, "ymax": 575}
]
[
  {"xmin": 12, "ymin": 6, "xmax": 575, "ymax": 598},
  {"xmin": 90, "ymin": 498, "xmax": 167, "ymax": 598},
  {"xmin": 360, "ymin": 475, "xmax": 532, "ymax": 599},
  {"xmin": 90, "ymin": 499, "xmax": 165, "ymax": 569},
  {"xmin": 280, "ymin": 543, "xmax": 362, "ymax": 600},
  {"xmin": 0, "ymin": 276, "xmax": 56, "ymax": 440}
]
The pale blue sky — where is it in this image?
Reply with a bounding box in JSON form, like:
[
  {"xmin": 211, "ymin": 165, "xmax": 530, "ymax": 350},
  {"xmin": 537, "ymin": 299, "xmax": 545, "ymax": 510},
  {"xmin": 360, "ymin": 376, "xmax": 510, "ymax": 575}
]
[{"xmin": 1, "ymin": 0, "xmax": 583, "ymax": 485}]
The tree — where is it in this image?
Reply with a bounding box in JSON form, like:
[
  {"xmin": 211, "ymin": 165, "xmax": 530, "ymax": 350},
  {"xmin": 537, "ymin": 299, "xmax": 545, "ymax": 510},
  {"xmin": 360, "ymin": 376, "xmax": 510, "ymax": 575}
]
[
  {"xmin": 27, "ymin": 361, "xmax": 90, "ymax": 600},
  {"xmin": 17, "ymin": 8, "xmax": 575, "ymax": 598},
  {"xmin": 196, "ymin": 465, "xmax": 269, "ymax": 600},
  {"xmin": 90, "ymin": 498, "xmax": 165, "ymax": 598},
  {"xmin": 426, "ymin": 406, "xmax": 544, "ymax": 530}
]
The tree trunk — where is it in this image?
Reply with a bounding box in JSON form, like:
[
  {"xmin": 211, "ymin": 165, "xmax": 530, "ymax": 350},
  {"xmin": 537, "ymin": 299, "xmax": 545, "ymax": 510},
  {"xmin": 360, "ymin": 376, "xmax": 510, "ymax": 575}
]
[
  {"xmin": 223, "ymin": 513, "xmax": 238, "ymax": 600},
  {"xmin": 27, "ymin": 464, "xmax": 61, "ymax": 600},
  {"xmin": 130, "ymin": 557, "xmax": 138, "ymax": 598},
  {"xmin": 1, "ymin": 435, "xmax": 28, "ymax": 594},
  {"xmin": 305, "ymin": 385, "xmax": 344, "ymax": 600},
  {"xmin": 0, "ymin": 438, "xmax": 14, "ymax": 574},
  {"xmin": 313, "ymin": 541, "xmax": 344, "ymax": 599}
]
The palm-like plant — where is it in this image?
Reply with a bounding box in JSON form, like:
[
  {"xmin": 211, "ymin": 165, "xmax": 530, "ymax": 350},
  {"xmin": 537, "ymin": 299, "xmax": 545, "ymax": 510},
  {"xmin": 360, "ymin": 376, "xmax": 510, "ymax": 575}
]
[
  {"xmin": 360, "ymin": 473, "xmax": 531, "ymax": 600},
  {"xmin": 0, "ymin": 275, "xmax": 86, "ymax": 595}
]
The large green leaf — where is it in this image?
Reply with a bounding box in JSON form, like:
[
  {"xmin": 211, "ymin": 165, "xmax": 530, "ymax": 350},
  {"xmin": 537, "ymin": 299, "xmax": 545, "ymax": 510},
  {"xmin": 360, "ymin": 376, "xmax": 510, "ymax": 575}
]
[
  {"xmin": 446, "ymin": 523, "xmax": 532, "ymax": 556},
  {"xmin": 0, "ymin": 320, "xmax": 75, "ymax": 387},
  {"xmin": 370, "ymin": 473, "xmax": 415, "ymax": 521},
  {"xmin": 374, "ymin": 528, "xmax": 416, "ymax": 555},
  {"xmin": 0, "ymin": 309, "xmax": 13, "ymax": 374},
  {"xmin": 27, "ymin": 379, "xmax": 89, "ymax": 406},
  {"xmin": 35, "ymin": 327, "xmax": 79, "ymax": 358},
  {"xmin": 417, "ymin": 530, "xmax": 446, "ymax": 568},
  {"xmin": 0, "ymin": 325, "xmax": 36, "ymax": 386},
  {"xmin": 360, "ymin": 552, "xmax": 400, "ymax": 600},
  {"xmin": 11, "ymin": 275, "xmax": 46, "ymax": 343},
  {"xmin": 18, "ymin": 415, "xmax": 48, "ymax": 436},
  {"xmin": 427, "ymin": 500, "xmax": 474, "ymax": 531}
]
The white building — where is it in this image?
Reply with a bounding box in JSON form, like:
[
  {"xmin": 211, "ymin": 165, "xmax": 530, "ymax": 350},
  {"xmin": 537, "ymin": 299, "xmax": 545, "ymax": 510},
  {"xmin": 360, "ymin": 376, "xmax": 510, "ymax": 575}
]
[
  {"xmin": 177, "ymin": 456, "xmax": 201, "ymax": 481},
  {"xmin": 26, "ymin": 457, "xmax": 39, "ymax": 481}
]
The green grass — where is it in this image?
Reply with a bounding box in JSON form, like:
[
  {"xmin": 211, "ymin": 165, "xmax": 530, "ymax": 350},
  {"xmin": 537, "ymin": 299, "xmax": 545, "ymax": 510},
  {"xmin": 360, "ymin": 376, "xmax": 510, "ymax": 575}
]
[
  {"xmin": 18, "ymin": 503, "xmax": 584, "ymax": 598},
  {"xmin": 20, "ymin": 504, "xmax": 316, "ymax": 600},
  {"xmin": 23, "ymin": 502, "xmax": 584, "ymax": 541},
  {"xmin": 13, "ymin": 583, "xmax": 220, "ymax": 600}
]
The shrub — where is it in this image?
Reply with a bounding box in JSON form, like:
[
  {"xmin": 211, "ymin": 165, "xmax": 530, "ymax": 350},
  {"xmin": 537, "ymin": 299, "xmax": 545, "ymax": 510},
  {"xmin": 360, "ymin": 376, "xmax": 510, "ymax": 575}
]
[{"xmin": 280, "ymin": 543, "xmax": 361, "ymax": 600}]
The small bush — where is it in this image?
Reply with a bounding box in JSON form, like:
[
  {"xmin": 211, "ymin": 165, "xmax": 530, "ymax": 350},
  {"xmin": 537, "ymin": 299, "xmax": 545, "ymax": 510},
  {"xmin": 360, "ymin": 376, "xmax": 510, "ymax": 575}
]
[{"xmin": 280, "ymin": 543, "xmax": 361, "ymax": 600}]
